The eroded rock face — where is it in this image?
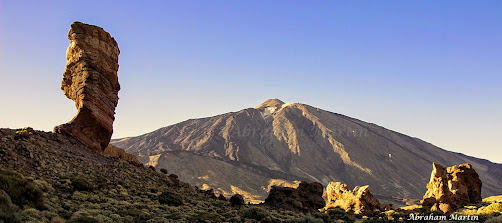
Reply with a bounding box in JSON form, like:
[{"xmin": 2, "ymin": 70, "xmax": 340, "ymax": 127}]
[
  {"xmin": 264, "ymin": 181, "xmax": 325, "ymax": 212},
  {"xmin": 54, "ymin": 21, "xmax": 120, "ymax": 152},
  {"xmin": 422, "ymin": 163, "xmax": 482, "ymax": 213},
  {"xmin": 325, "ymin": 182, "xmax": 381, "ymax": 214}
]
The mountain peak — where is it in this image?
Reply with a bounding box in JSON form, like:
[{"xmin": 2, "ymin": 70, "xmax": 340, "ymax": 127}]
[{"xmin": 255, "ymin": 99, "xmax": 285, "ymax": 109}]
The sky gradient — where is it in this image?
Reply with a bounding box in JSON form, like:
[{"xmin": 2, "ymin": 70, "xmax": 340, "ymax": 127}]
[{"xmin": 1, "ymin": 1, "xmax": 501, "ymax": 163}]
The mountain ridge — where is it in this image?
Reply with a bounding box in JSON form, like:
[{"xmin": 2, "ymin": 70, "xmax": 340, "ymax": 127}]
[{"xmin": 112, "ymin": 99, "xmax": 502, "ymax": 203}]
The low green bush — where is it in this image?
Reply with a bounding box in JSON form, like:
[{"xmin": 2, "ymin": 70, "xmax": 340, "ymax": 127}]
[
  {"xmin": 67, "ymin": 216, "xmax": 98, "ymax": 223},
  {"xmin": 293, "ymin": 215, "xmax": 324, "ymax": 223},
  {"xmin": 189, "ymin": 211, "xmax": 223, "ymax": 223},
  {"xmin": 0, "ymin": 190, "xmax": 21, "ymax": 223},
  {"xmin": 69, "ymin": 176, "xmax": 94, "ymax": 192},
  {"xmin": 158, "ymin": 190, "xmax": 183, "ymax": 206},
  {"xmin": 326, "ymin": 207, "xmax": 356, "ymax": 222},
  {"xmin": 241, "ymin": 207, "xmax": 271, "ymax": 221},
  {"xmin": 0, "ymin": 170, "xmax": 44, "ymax": 209}
]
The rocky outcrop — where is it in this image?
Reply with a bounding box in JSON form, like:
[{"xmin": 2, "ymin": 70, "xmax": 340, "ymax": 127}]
[
  {"xmin": 229, "ymin": 194, "xmax": 245, "ymax": 205},
  {"xmin": 422, "ymin": 163, "xmax": 482, "ymax": 213},
  {"xmin": 264, "ymin": 181, "xmax": 325, "ymax": 212},
  {"xmin": 325, "ymin": 182, "xmax": 381, "ymax": 214},
  {"xmin": 103, "ymin": 145, "xmax": 140, "ymax": 165},
  {"xmin": 218, "ymin": 194, "xmax": 227, "ymax": 201},
  {"xmin": 54, "ymin": 21, "xmax": 120, "ymax": 152},
  {"xmin": 201, "ymin": 188, "xmax": 217, "ymax": 199}
]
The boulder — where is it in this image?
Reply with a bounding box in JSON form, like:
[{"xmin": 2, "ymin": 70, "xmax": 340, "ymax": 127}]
[
  {"xmin": 422, "ymin": 163, "xmax": 482, "ymax": 213},
  {"xmin": 264, "ymin": 181, "xmax": 325, "ymax": 212},
  {"xmin": 325, "ymin": 182, "xmax": 381, "ymax": 214},
  {"xmin": 54, "ymin": 21, "xmax": 120, "ymax": 152},
  {"xmin": 229, "ymin": 194, "xmax": 245, "ymax": 205}
]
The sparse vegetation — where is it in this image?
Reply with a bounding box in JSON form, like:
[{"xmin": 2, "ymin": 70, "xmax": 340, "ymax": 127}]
[
  {"xmin": 0, "ymin": 169, "xmax": 44, "ymax": 209},
  {"xmin": 67, "ymin": 216, "xmax": 99, "ymax": 223},
  {"xmin": 241, "ymin": 207, "xmax": 271, "ymax": 221},
  {"xmin": 13, "ymin": 127, "xmax": 32, "ymax": 140},
  {"xmin": 68, "ymin": 175, "xmax": 95, "ymax": 192},
  {"xmin": 293, "ymin": 215, "xmax": 324, "ymax": 223},
  {"xmin": 0, "ymin": 189, "xmax": 21, "ymax": 223},
  {"xmin": 158, "ymin": 190, "xmax": 184, "ymax": 206},
  {"xmin": 189, "ymin": 211, "xmax": 224, "ymax": 223}
]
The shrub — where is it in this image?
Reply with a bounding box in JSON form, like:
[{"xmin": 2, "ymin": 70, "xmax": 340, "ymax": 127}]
[
  {"xmin": 0, "ymin": 170, "xmax": 44, "ymax": 209},
  {"xmin": 189, "ymin": 211, "xmax": 223, "ymax": 223},
  {"xmin": 0, "ymin": 189, "xmax": 21, "ymax": 223},
  {"xmin": 326, "ymin": 207, "xmax": 356, "ymax": 222},
  {"xmin": 158, "ymin": 191, "xmax": 183, "ymax": 206},
  {"xmin": 241, "ymin": 207, "xmax": 271, "ymax": 221},
  {"xmin": 293, "ymin": 215, "xmax": 324, "ymax": 223},
  {"xmin": 69, "ymin": 176, "xmax": 94, "ymax": 192},
  {"xmin": 67, "ymin": 216, "xmax": 98, "ymax": 223},
  {"xmin": 13, "ymin": 128, "xmax": 32, "ymax": 140},
  {"xmin": 311, "ymin": 212, "xmax": 330, "ymax": 222},
  {"xmin": 160, "ymin": 168, "xmax": 168, "ymax": 174}
]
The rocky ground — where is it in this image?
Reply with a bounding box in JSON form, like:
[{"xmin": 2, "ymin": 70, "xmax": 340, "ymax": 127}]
[
  {"xmin": 0, "ymin": 128, "xmax": 301, "ymax": 222},
  {"xmin": 1, "ymin": 127, "xmax": 501, "ymax": 222}
]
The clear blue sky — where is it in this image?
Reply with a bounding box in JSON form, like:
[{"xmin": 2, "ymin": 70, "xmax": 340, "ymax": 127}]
[{"xmin": 1, "ymin": 1, "xmax": 501, "ymax": 163}]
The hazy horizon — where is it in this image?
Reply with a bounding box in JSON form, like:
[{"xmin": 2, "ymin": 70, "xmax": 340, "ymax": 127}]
[{"xmin": 1, "ymin": 1, "xmax": 501, "ymax": 163}]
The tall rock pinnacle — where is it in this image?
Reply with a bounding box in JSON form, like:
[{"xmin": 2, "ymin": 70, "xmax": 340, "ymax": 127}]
[{"xmin": 54, "ymin": 21, "xmax": 120, "ymax": 152}]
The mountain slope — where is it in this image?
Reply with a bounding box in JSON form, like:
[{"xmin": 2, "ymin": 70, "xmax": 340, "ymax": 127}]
[
  {"xmin": 112, "ymin": 99, "xmax": 502, "ymax": 202},
  {"xmin": 0, "ymin": 128, "xmax": 279, "ymax": 222}
]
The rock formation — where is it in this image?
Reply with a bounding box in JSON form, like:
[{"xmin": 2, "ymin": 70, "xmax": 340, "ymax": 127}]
[
  {"xmin": 264, "ymin": 181, "xmax": 325, "ymax": 212},
  {"xmin": 229, "ymin": 194, "xmax": 245, "ymax": 205},
  {"xmin": 218, "ymin": 194, "xmax": 227, "ymax": 201},
  {"xmin": 201, "ymin": 188, "xmax": 217, "ymax": 199},
  {"xmin": 422, "ymin": 163, "xmax": 482, "ymax": 213},
  {"xmin": 54, "ymin": 21, "xmax": 120, "ymax": 152},
  {"xmin": 103, "ymin": 145, "xmax": 141, "ymax": 165},
  {"xmin": 324, "ymin": 182, "xmax": 381, "ymax": 214}
]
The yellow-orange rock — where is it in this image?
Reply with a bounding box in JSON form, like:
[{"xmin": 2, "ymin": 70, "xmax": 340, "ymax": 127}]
[
  {"xmin": 54, "ymin": 21, "xmax": 120, "ymax": 152},
  {"xmin": 422, "ymin": 163, "xmax": 482, "ymax": 213},
  {"xmin": 325, "ymin": 182, "xmax": 381, "ymax": 214}
]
